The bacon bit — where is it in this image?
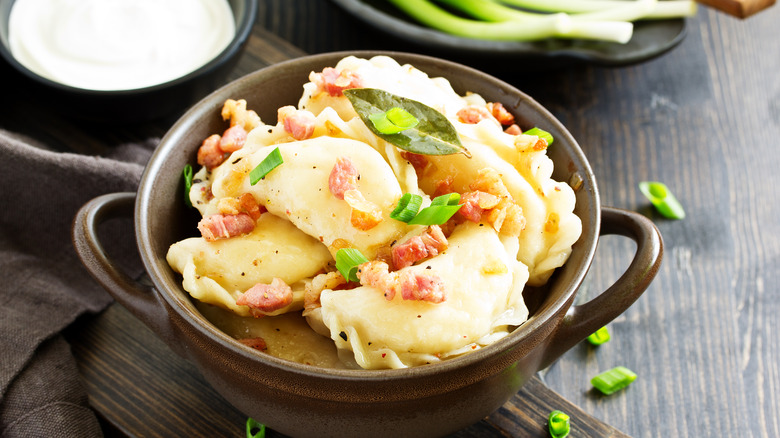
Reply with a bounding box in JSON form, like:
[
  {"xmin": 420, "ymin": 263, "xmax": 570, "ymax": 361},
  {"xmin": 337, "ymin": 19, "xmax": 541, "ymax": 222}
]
[
  {"xmin": 197, "ymin": 134, "xmax": 225, "ymax": 170},
  {"xmin": 217, "ymin": 197, "xmax": 241, "ymax": 215},
  {"xmin": 400, "ymin": 151, "xmax": 428, "ymax": 174},
  {"xmin": 219, "ymin": 125, "xmax": 248, "ymax": 153},
  {"xmin": 487, "ymin": 102, "xmax": 515, "ymax": 125},
  {"xmin": 357, "ymin": 260, "xmax": 446, "ymax": 303},
  {"xmin": 238, "ymin": 193, "xmax": 265, "ymax": 220},
  {"xmin": 310, "ymin": 67, "xmax": 363, "ymax": 97},
  {"xmin": 328, "ymin": 157, "xmax": 359, "ymax": 200},
  {"xmin": 238, "ymin": 337, "xmax": 267, "ymax": 351},
  {"xmin": 458, "ymin": 191, "xmax": 501, "ymax": 223},
  {"xmin": 344, "ymin": 189, "xmax": 383, "ymax": 231},
  {"xmin": 533, "ymin": 137, "xmax": 549, "ymax": 151},
  {"xmin": 456, "ymin": 105, "xmax": 493, "ymax": 124},
  {"xmin": 391, "ymin": 226, "xmax": 448, "ymax": 270},
  {"xmin": 278, "ymin": 105, "xmax": 316, "ymax": 141},
  {"xmin": 236, "ymin": 278, "xmax": 293, "ymax": 316},
  {"xmin": 197, "ymin": 213, "xmax": 255, "ymax": 241},
  {"xmin": 433, "ymin": 177, "xmax": 454, "ymax": 197},
  {"xmin": 460, "ymin": 168, "xmax": 527, "ymax": 235},
  {"xmin": 504, "ymin": 124, "xmax": 522, "ymax": 135},
  {"xmin": 221, "ymin": 98, "xmax": 261, "ymax": 131}
]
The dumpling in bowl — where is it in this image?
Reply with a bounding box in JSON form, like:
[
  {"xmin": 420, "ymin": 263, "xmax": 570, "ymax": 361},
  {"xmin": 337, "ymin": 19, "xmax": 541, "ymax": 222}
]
[
  {"xmin": 306, "ymin": 221, "xmax": 529, "ymax": 369},
  {"xmin": 167, "ymin": 213, "xmax": 332, "ymax": 317}
]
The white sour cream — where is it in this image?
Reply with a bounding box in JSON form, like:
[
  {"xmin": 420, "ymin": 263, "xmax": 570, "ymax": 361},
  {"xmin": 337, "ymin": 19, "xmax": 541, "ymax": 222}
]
[{"xmin": 8, "ymin": 0, "xmax": 236, "ymax": 91}]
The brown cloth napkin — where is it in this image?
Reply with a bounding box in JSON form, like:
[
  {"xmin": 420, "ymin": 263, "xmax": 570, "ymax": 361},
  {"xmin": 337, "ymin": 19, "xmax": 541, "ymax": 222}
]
[{"xmin": 0, "ymin": 129, "xmax": 156, "ymax": 437}]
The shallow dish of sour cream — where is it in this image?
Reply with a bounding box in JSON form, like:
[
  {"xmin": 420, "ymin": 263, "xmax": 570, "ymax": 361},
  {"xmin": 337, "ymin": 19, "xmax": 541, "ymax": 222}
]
[
  {"xmin": 7, "ymin": 0, "xmax": 236, "ymax": 91},
  {"xmin": 165, "ymin": 55, "xmax": 583, "ymax": 370}
]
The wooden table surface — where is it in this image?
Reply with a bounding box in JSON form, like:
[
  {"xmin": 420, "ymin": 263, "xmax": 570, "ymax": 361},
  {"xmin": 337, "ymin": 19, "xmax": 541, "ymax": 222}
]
[{"xmin": 3, "ymin": 1, "xmax": 779, "ymax": 437}]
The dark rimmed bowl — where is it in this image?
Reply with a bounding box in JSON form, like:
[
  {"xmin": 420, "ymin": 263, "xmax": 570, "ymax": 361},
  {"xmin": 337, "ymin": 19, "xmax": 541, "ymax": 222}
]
[
  {"xmin": 0, "ymin": 0, "xmax": 257, "ymax": 123},
  {"xmin": 73, "ymin": 51, "xmax": 662, "ymax": 437}
]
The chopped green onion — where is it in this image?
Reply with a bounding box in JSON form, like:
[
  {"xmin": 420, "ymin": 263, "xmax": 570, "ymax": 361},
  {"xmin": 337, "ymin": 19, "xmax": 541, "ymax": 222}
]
[
  {"xmin": 335, "ymin": 248, "xmax": 369, "ymax": 282},
  {"xmin": 246, "ymin": 418, "xmax": 266, "ymax": 438},
  {"xmin": 369, "ymin": 107, "xmax": 420, "ymax": 134},
  {"xmin": 249, "ymin": 147, "xmax": 283, "ymax": 185},
  {"xmin": 587, "ymin": 326, "xmax": 610, "ymax": 345},
  {"xmin": 408, "ymin": 193, "xmax": 462, "ymax": 225},
  {"xmin": 390, "ymin": 193, "xmax": 423, "ymax": 222},
  {"xmin": 523, "ymin": 127, "xmax": 554, "ymax": 145},
  {"xmin": 639, "ymin": 181, "xmax": 685, "ymax": 219},
  {"xmin": 182, "ymin": 164, "xmax": 193, "ymax": 208},
  {"xmin": 548, "ymin": 410, "xmax": 571, "ymax": 438},
  {"xmin": 430, "ymin": 192, "xmax": 461, "ymax": 206},
  {"xmin": 591, "ymin": 366, "xmax": 637, "ymax": 395}
]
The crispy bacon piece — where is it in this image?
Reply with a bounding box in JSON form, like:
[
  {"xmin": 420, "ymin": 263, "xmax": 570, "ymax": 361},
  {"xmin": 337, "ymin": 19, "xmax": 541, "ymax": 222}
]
[
  {"xmin": 310, "ymin": 67, "xmax": 363, "ymax": 97},
  {"xmin": 238, "ymin": 193, "xmax": 265, "ymax": 220},
  {"xmin": 221, "ymin": 98, "xmax": 261, "ymax": 131},
  {"xmin": 465, "ymin": 168, "xmax": 526, "ymax": 235},
  {"xmin": 238, "ymin": 337, "xmax": 267, "ymax": 351},
  {"xmin": 278, "ymin": 105, "xmax": 316, "ymax": 141},
  {"xmin": 458, "ymin": 191, "xmax": 501, "ymax": 223},
  {"xmin": 504, "ymin": 124, "xmax": 522, "ymax": 135},
  {"xmin": 400, "ymin": 151, "xmax": 428, "ymax": 174},
  {"xmin": 357, "ymin": 261, "xmax": 446, "ymax": 303},
  {"xmin": 456, "ymin": 105, "xmax": 493, "ymax": 124},
  {"xmin": 197, "ymin": 134, "xmax": 224, "ymax": 170},
  {"xmin": 487, "ymin": 102, "xmax": 515, "ymax": 125},
  {"xmin": 219, "ymin": 125, "xmax": 247, "ymax": 153},
  {"xmin": 328, "ymin": 157, "xmax": 359, "ymax": 200},
  {"xmin": 391, "ymin": 225, "xmax": 448, "ymax": 270},
  {"xmin": 236, "ymin": 278, "xmax": 293, "ymax": 316},
  {"xmin": 197, "ymin": 213, "xmax": 255, "ymax": 241}
]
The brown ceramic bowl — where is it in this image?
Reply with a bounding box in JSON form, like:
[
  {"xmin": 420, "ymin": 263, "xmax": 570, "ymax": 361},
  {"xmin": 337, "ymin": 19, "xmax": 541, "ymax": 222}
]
[
  {"xmin": 72, "ymin": 51, "xmax": 662, "ymax": 437},
  {"xmin": 0, "ymin": 0, "xmax": 257, "ymax": 123}
]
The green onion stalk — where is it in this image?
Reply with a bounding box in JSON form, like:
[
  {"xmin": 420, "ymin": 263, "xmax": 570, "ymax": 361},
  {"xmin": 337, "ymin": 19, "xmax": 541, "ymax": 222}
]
[{"xmin": 386, "ymin": 0, "xmax": 696, "ymax": 44}]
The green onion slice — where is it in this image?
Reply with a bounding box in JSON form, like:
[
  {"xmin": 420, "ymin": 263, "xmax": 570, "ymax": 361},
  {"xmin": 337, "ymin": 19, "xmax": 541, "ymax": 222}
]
[
  {"xmin": 335, "ymin": 248, "xmax": 369, "ymax": 282},
  {"xmin": 591, "ymin": 366, "xmax": 637, "ymax": 395},
  {"xmin": 638, "ymin": 181, "xmax": 685, "ymax": 219},
  {"xmin": 587, "ymin": 326, "xmax": 610, "ymax": 345},
  {"xmin": 548, "ymin": 410, "xmax": 571, "ymax": 438},
  {"xmin": 182, "ymin": 164, "xmax": 193, "ymax": 208},
  {"xmin": 523, "ymin": 127, "xmax": 554, "ymax": 145},
  {"xmin": 390, "ymin": 193, "xmax": 423, "ymax": 222},
  {"xmin": 369, "ymin": 107, "xmax": 419, "ymax": 134},
  {"xmin": 408, "ymin": 193, "xmax": 462, "ymax": 225},
  {"xmin": 246, "ymin": 417, "xmax": 266, "ymax": 438},
  {"xmin": 249, "ymin": 147, "xmax": 283, "ymax": 185}
]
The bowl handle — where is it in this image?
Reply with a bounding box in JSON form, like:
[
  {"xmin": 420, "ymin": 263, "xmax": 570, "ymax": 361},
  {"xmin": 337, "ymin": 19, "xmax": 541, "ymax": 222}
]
[
  {"xmin": 72, "ymin": 192, "xmax": 182, "ymax": 355},
  {"xmin": 539, "ymin": 206, "xmax": 664, "ymax": 369}
]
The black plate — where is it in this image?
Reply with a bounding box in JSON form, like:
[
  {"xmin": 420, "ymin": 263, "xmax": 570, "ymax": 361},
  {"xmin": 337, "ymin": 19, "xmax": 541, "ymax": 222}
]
[{"xmin": 330, "ymin": 0, "xmax": 688, "ymax": 69}]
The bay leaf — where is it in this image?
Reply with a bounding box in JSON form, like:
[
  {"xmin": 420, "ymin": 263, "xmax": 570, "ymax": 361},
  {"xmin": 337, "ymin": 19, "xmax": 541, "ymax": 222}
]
[{"xmin": 344, "ymin": 88, "xmax": 471, "ymax": 157}]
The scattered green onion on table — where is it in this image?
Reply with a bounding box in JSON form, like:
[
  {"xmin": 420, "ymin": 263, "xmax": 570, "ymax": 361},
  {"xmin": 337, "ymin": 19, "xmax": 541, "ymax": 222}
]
[
  {"xmin": 639, "ymin": 181, "xmax": 686, "ymax": 219},
  {"xmin": 587, "ymin": 326, "xmax": 610, "ymax": 345},
  {"xmin": 548, "ymin": 409, "xmax": 571, "ymax": 438},
  {"xmin": 385, "ymin": 0, "xmax": 697, "ymax": 43},
  {"xmin": 591, "ymin": 366, "xmax": 637, "ymax": 395}
]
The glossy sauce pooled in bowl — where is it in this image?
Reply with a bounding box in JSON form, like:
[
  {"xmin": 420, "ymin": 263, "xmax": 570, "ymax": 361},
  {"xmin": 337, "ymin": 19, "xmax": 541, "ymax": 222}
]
[{"xmin": 166, "ymin": 56, "xmax": 583, "ymax": 370}]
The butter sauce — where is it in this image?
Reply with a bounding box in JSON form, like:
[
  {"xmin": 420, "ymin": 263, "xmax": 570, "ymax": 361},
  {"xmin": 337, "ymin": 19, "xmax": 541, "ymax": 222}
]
[{"xmin": 9, "ymin": 0, "xmax": 235, "ymax": 91}]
